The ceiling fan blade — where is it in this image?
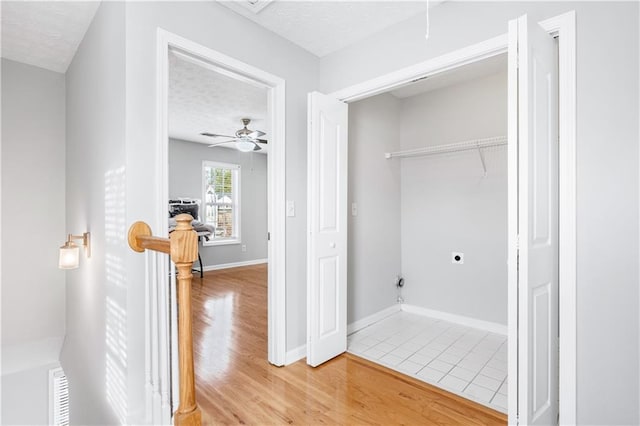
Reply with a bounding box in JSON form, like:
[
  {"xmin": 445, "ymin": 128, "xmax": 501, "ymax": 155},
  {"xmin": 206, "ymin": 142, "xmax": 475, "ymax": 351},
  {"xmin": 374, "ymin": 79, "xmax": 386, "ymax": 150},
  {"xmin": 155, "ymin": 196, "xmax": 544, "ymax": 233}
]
[
  {"xmin": 255, "ymin": 139, "xmax": 268, "ymax": 144},
  {"xmin": 207, "ymin": 139, "xmax": 236, "ymax": 147},
  {"xmin": 248, "ymin": 130, "xmax": 266, "ymax": 138},
  {"xmin": 201, "ymin": 132, "xmax": 236, "ymax": 138},
  {"xmin": 252, "ymin": 143, "xmax": 262, "ymax": 151}
]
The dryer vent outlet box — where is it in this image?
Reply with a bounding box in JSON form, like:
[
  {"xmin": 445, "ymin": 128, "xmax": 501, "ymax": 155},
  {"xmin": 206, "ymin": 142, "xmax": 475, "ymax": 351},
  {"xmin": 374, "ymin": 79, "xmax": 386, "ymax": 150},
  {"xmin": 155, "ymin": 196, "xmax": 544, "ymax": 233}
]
[{"xmin": 452, "ymin": 252, "xmax": 464, "ymax": 264}]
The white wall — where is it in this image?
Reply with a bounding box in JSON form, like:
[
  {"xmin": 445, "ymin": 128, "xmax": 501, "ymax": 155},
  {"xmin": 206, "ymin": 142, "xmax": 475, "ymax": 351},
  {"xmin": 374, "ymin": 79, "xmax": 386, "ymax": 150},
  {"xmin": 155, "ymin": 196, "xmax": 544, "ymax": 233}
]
[
  {"xmin": 400, "ymin": 71, "xmax": 507, "ymax": 325},
  {"xmin": 168, "ymin": 139, "xmax": 268, "ymax": 267},
  {"xmin": 123, "ymin": 2, "xmax": 318, "ymax": 421},
  {"xmin": 61, "ymin": 2, "xmax": 125, "ymax": 424},
  {"xmin": 348, "ymin": 93, "xmax": 401, "ymax": 324},
  {"xmin": 1, "ymin": 58, "xmax": 66, "ymax": 425},
  {"xmin": 0, "ymin": 58, "xmax": 67, "ymax": 352},
  {"xmin": 320, "ymin": 2, "xmax": 639, "ymax": 424}
]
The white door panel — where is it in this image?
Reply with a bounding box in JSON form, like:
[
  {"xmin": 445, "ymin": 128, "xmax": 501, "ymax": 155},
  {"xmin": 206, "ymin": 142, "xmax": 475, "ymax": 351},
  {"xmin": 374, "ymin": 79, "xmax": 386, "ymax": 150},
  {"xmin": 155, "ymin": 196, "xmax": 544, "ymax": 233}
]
[
  {"xmin": 307, "ymin": 91, "xmax": 348, "ymax": 367},
  {"xmin": 508, "ymin": 14, "xmax": 559, "ymax": 425}
]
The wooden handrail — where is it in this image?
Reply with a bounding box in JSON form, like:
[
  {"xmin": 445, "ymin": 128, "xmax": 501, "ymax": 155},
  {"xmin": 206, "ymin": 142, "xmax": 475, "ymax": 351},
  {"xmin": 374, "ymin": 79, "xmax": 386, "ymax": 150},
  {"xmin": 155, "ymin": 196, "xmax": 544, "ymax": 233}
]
[{"xmin": 128, "ymin": 214, "xmax": 202, "ymax": 426}]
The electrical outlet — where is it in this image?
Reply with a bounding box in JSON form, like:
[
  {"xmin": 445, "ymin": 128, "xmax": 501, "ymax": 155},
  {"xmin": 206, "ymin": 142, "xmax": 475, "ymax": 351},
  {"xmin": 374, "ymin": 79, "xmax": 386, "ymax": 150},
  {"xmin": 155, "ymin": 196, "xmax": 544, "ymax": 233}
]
[
  {"xmin": 452, "ymin": 252, "xmax": 464, "ymax": 264},
  {"xmin": 241, "ymin": 245, "xmax": 247, "ymax": 252}
]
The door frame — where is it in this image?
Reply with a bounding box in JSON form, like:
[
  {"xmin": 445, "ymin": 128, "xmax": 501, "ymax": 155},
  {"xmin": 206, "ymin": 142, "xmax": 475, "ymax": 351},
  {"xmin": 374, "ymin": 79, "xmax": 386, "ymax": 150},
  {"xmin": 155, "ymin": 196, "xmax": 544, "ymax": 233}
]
[
  {"xmin": 153, "ymin": 27, "xmax": 287, "ymax": 412},
  {"xmin": 327, "ymin": 11, "xmax": 576, "ymax": 425}
]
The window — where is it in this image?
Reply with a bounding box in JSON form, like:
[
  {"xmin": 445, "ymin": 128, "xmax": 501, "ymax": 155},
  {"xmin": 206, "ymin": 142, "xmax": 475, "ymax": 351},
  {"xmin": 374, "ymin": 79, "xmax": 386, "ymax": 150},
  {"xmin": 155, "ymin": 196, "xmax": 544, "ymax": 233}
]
[{"xmin": 202, "ymin": 161, "xmax": 240, "ymax": 245}]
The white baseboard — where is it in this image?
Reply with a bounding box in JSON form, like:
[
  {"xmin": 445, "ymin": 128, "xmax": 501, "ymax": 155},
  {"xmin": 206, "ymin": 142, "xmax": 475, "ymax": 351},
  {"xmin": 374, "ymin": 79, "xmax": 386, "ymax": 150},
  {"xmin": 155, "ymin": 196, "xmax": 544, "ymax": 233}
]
[
  {"xmin": 401, "ymin": 304, "xmax": 507, "ymax": 335},
  {"xmin": 284, "ymin": 344, "xmax": 306, "ymax": 365},
  {"xmin": 347, "ymin": 304, "xmax": 402, "ymax": 335},
  {"xmin": 285, "ymin": 304, "xmax": 401, "ymax": 365},
  {"xmin": 202, "ymin": 258, "xmax": 267, "ymax": 271},
  {"xmin": 285, "ymin": 305, "xmax": 503, "ymax": 366}
]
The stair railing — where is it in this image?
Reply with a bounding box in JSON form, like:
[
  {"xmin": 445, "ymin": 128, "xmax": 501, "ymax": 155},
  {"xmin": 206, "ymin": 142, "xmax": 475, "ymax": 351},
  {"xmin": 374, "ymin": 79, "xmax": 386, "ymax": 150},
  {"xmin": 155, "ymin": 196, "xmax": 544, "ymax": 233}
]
[{"xmin": 128, "ymin": 214, "xmax": 201, "ymax": 426}]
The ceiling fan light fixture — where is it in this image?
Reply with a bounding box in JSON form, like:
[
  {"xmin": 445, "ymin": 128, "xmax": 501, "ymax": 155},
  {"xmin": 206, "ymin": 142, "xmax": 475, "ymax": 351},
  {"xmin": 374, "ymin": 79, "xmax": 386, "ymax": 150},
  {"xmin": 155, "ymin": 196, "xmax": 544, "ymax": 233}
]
[
  {"xmin": 202, "ymin": 118, "xmax": 266, "ymax": 152},
  {"xmin": 236, "ymin": 138, "xmax": 255, "ymax": 153}
]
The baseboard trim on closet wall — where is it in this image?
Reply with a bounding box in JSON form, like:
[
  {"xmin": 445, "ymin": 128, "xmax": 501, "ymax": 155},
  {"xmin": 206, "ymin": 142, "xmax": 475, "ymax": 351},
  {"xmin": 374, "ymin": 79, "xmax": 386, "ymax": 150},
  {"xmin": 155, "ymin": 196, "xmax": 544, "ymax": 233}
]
[
  {"xmin": 347, "ymin": 304, "xmax": 402, "ymax": 335},
  {"xmin": 202, "ymin": 258, "xmax": 268, "ymax": 271},
  {"xmin": 285, "ymin": 344, "xmax": 307, "ymax": 365},
  {"xmin": 401, "ymin": 304, "xmax": 507, "ymax": 336}
]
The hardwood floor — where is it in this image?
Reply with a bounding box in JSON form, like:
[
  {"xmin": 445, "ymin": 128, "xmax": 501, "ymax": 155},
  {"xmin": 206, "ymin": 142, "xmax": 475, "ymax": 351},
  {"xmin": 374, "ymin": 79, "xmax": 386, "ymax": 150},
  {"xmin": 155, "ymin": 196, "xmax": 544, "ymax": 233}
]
[{"xmin": 192, "ymin": 264, "xmax": 506, "ymax": 425}]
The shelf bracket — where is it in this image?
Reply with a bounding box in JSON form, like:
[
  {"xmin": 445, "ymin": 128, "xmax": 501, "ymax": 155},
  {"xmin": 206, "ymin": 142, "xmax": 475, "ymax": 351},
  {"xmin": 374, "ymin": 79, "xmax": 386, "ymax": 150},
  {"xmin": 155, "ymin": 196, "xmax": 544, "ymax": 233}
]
[{"xmin": 477, "ymin": 143, "xmax": 487, "ymax": 177}]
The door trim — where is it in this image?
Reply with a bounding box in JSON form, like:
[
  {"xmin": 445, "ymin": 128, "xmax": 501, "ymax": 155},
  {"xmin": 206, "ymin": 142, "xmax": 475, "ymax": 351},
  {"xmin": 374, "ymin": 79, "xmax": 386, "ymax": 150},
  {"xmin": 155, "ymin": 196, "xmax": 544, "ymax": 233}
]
[
  {"xmin": 154, "ymin": 27, "xmax": 287, "ymax": 419},
  {"xmin": 539, "ymin": 12, "xmax": 577, "ymax": 426},
  {"xmin": 327, "ymin": 11, "xmax": 576, "ymax": 425}
]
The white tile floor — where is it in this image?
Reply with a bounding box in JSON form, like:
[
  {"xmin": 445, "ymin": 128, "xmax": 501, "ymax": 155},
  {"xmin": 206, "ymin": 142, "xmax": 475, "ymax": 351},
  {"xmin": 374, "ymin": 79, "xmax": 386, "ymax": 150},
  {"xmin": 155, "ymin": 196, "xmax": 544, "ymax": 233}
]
[{"xmin": 347, "ymin": 311, "xmax": 508, "ymax": 413}]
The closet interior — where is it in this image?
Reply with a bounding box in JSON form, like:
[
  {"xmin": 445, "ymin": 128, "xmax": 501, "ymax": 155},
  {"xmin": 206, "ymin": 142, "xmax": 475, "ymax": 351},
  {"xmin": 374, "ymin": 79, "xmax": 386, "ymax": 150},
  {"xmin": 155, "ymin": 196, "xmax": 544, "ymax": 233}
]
[{"xmin": 345, "ymin": 53, "xmax": 509, "ymax": 413}]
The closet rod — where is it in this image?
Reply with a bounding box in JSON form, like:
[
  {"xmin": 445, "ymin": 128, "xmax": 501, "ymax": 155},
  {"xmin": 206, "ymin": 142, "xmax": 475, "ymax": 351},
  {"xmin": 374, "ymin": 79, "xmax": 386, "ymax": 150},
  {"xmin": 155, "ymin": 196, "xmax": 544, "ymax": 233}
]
[{"xmin": 384, "ymin": 136, "xmax": 507, "ymax": 159}]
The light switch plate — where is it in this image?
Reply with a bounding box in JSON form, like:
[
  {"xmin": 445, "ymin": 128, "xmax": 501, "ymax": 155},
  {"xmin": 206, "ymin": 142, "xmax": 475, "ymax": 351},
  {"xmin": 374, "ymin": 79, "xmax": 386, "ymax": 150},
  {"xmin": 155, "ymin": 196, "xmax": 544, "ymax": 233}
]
[
  {"xmin": 351, "ymin": 202, "xmax": 358, "ymax": 216},
  {"xmin": 286, "ymin": 200, "xmax": 295, "ymax": 217}
]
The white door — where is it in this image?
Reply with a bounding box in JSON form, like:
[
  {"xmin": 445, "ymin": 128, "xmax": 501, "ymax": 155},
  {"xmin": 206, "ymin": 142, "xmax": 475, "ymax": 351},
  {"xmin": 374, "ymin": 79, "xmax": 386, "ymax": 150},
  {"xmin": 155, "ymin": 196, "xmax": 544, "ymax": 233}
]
[
  {"xmin": 306, "ymin": 91, "xmax": 348, "ymax": 367},
  {"xmin": 508, "ymin": 15, "xmax": 559, "ymax": 425}
]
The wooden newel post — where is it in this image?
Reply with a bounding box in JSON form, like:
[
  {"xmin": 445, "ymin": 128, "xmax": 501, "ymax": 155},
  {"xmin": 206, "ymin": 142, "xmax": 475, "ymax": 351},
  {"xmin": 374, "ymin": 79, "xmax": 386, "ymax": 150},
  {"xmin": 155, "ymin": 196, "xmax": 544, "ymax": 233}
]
[
  {"xmin": 127, "ymin": 214, "xmax": 202, "ymax": 426},
  {"xmin": 170, "ymin": 214, "xmax": 202, "ymax": 426}
]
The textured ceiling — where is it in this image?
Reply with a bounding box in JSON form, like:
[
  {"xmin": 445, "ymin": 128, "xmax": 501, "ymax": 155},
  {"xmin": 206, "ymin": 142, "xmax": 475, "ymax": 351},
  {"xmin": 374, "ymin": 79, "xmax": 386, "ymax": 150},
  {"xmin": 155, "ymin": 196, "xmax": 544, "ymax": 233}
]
[
  {"xmin": 1, "ymin": 1, "xmax": 442, "ymax": 72},
  {"xmin": 168, "ymin": 50, "xmax": 269, "ymax": 152},
  {"xmin": 1, "ymin": 1, "xmax": 100, "ymax": 73},
  {"xmin": 391, "ymin": 53, "xmax": 508, "ymax": 98},
  {"xmin": 219, "ymin": 1, "xmax": 442, "ymax": 57}
]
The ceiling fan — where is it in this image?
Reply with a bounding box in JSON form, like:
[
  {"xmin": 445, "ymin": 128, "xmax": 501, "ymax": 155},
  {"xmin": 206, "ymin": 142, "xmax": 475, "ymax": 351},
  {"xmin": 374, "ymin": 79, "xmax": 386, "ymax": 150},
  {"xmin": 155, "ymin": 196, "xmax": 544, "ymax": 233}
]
[{"xmin": 201, "ymin": 118, "xmax": 268, "ymax": 152}]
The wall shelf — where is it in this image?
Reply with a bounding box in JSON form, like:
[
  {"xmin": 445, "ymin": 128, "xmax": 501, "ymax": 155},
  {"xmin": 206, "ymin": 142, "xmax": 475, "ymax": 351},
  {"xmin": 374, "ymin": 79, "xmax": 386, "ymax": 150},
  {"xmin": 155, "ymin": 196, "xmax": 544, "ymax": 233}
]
[
  {"xmin": 384, "ymin": 136, "xmax": 507, "ymax": 176},
  {"xmin": 384, "ymin": 136, "xmax": 507, "ymax": 159}
]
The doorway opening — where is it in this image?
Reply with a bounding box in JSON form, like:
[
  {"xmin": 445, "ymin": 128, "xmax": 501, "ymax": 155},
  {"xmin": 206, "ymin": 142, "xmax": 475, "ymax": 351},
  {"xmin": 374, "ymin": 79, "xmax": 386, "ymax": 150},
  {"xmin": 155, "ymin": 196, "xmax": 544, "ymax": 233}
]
[
  {"xmin": 153, "ymin": 30, "xmax": 286, "ymax": 424},
  {"xmin": 345, "ymin": 52, "xmax": 510, "ymax": 413},
  {"xmin": 307, "ymin": 11, "xmax": 576, "ymax": 425}
]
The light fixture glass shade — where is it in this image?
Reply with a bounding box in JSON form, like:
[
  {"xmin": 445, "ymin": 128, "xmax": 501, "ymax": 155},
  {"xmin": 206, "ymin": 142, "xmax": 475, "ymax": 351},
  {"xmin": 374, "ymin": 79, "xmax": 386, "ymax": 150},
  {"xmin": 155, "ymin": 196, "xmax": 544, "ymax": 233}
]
[
  {"xmin": 59, "ymin": 243, "xmax": 80, "ymax": 269},
  {"xmin": 235, "ymin": 138, "xmax": 255, "ymax": 153}
]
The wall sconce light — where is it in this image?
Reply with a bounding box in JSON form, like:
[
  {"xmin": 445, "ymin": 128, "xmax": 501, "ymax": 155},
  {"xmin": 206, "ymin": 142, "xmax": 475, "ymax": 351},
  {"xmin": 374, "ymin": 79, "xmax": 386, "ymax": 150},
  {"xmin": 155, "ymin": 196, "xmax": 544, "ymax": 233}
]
[{"xmin": 58, "ymin": 232, "xmax": 91, "ymax": 269}]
